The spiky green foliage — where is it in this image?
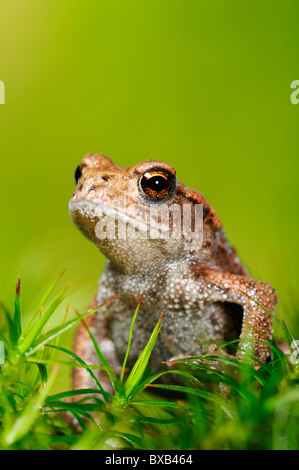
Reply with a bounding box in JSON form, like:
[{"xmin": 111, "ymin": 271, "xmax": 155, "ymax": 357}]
[{"xmin": 0, "ymin": 274, "xmax": 299, "ymax": 450}]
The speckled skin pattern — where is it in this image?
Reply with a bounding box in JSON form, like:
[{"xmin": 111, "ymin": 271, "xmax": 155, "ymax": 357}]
[{"xmin": 69, "ymin": 154, "xmax": 278, "ymax": 393}]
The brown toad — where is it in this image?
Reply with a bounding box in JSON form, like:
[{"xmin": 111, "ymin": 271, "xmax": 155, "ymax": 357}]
[{"xmin": 69, "ymin": 154, "xmax": 278, "ymax": 392}]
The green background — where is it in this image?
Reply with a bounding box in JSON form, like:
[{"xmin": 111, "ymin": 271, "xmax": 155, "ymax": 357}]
[{"xmin": 0, "ymin": 0, "xmax": 298, "ymax": 377}]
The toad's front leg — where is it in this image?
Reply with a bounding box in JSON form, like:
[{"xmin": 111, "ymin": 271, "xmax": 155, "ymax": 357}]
[{"xmin": 194, "ymin": 267, "xmax": 278, "ymax": 364}]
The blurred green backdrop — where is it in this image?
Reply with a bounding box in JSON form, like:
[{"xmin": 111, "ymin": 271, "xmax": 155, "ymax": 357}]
[{"xmin": 0, "ymin": 0, "xmax": 298, "ymax": 381}]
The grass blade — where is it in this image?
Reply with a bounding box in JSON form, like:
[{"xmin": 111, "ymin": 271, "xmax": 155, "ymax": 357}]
[
  {"xmin": 22, "ymin": 269, "xmax": 67, "ymax": 336},
  {"xmin": 0, "ymin": 303, "xmax": 17, "ymax": 347},
  {"xmin": 34, "ymin": 362, "xmax": 48, "ymax": 386},
  {"xmin": 46, "ymin": 344, "xmax": 113, "ymax": 402},
  {"xmin": 24, "ymin": 295, "xmax": 119, "ymax": 356},
  {"xmin": 131, "ymin": 399, "xmax": 187, "ymax": 409},
  {"xmin": 120, "ymin": 293, "xmax": 143, "ymax": 383},
  {"xmin": 46, "ymin": 388, "xmax": 108, "ymax": 403},
  {"xmin": 18, "ymin": 284, "xmax": 69, "ymax": 354},
  {"xmin": 124, "ymin": 312, "xmax": 162, "ymax": 398},
  {"xmin": 13, "ymin": 276, "xmax": 22, "ymax": 340},
  {"xmin": 148, "ymin": 383, "xmax": 235, "ymax": 419},
  {"xmin": 74, "ymin": 302, "xmax": 120, "ymax": 391}
]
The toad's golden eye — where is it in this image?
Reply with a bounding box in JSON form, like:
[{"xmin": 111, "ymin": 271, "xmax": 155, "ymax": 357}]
[{"xmin": 139, "ymin": 169, "xmax": 176, "ymax": 201}]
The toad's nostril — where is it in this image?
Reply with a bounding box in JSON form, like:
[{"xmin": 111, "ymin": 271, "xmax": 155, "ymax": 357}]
[{"xmin": 88, "ymin": 185, "xmax": 96, "ymax": 193}]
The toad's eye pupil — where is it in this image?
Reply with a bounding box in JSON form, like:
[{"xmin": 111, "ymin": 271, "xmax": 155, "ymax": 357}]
[
  {"xmin": 140, "ymin": 170, "xmax": 175, "ymax": 201},
  {"xmin": 148, "ymin": 176, "xmax": 168, "ymax": 191},
  {"xmin": 74, "ymin": 165, "xmax": 82, "ymax": 184}
]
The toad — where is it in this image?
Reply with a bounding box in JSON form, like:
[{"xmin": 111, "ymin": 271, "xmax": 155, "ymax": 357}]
[{"xmin": 69, "ymin": 154, "xmax": 278, "ymax": 393}]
